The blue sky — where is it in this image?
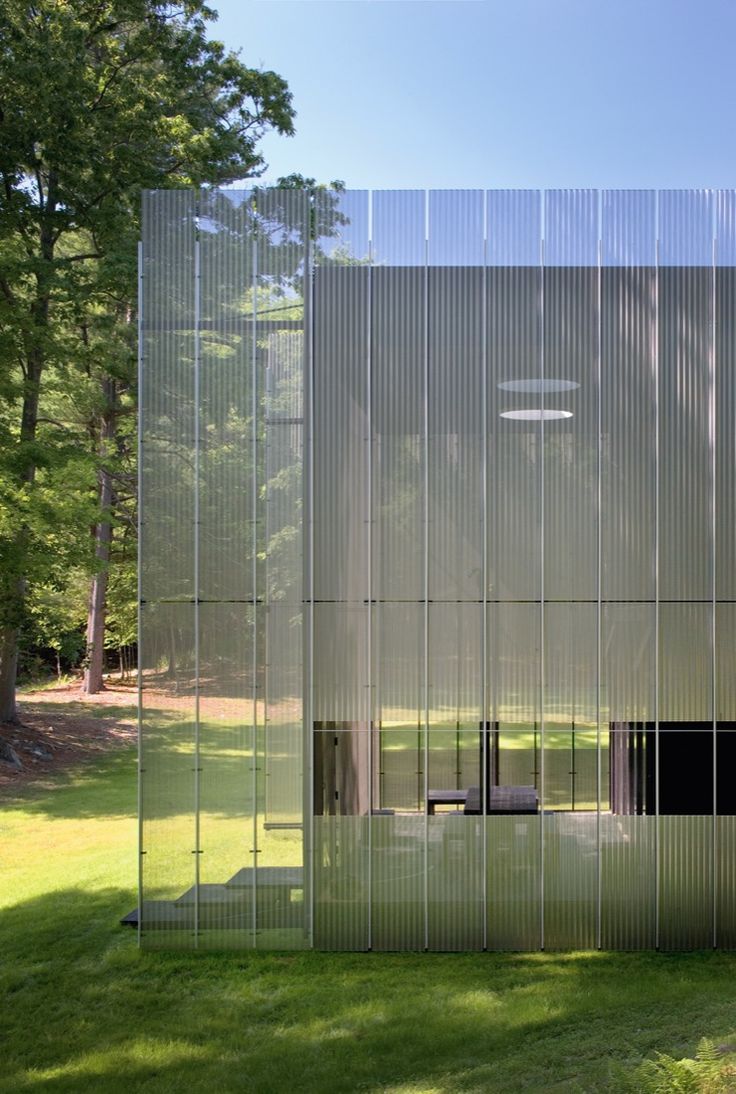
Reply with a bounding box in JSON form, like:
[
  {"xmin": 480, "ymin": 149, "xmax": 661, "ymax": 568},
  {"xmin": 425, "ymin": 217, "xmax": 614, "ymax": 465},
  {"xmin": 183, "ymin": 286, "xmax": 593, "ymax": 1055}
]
[{"xmin": 209, "ymin": 0, "xmax": 736, "ymax": 189}]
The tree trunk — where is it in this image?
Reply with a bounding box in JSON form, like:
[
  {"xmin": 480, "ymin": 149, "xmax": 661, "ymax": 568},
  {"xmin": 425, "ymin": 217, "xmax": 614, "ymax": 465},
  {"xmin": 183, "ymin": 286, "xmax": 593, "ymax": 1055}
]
[
  {"xmin": 0, "ymin": 624, "xmax": 19, "ymax": 723},
  {"xmin": 0, "ymin": 178, "xmax": 56, "ymax": 721},
  {"xmin": 82, "ymin": 376, "xmax": 116, "ymax": 694}
]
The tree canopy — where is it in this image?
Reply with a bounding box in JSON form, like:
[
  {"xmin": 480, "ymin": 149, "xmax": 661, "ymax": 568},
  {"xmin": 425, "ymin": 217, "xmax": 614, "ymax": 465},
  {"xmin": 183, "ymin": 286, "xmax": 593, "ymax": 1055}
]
[{"xmin": 0, "ymin": 0, "xmax": 297, "ymax": 717}]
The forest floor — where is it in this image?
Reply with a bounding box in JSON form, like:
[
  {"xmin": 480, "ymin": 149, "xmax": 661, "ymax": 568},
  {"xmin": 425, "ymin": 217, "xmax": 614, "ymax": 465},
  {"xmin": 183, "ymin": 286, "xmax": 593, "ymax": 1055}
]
[
  {"xmin": 4, "ymin": 684, "xmax": 736, "ymax": 1092},
  {"xmin": 0, "ymin": 677, "xmax": 138, "ymax": 789},
  {"xmin": 0, "ymin": 673, "xmax": 141, "ymax": 787}
]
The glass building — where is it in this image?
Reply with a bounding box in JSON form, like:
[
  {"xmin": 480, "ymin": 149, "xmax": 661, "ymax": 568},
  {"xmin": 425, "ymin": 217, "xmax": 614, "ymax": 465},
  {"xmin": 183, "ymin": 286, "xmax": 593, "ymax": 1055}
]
[{"xmin": 139, "ymin": 188, "xmax": 736, "ymax": 951}]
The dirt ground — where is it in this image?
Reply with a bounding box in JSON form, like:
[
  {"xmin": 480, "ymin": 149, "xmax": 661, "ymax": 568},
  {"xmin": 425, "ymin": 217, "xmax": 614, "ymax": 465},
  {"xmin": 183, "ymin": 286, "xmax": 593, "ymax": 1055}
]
[
  {"xmin": 0, "ymin": 674, "xmax": 299, "ymax": 791},
  {"xmin": 0, "ymin": 678, "xmax": 139, "ymax": 791}
]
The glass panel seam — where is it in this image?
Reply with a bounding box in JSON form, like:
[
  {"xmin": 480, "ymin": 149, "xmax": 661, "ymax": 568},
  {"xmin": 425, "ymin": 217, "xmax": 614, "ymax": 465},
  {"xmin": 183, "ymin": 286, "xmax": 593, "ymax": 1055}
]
[
  {"xmin": 136, "ymin": 238, "xmax": 144, "ymax": 948},
  {"xmin": 654, "ymin": 221, "xmax": 660, "ymax": 949},
  {"xmin": 481, "ymin": 195, "xmax": 488, "ymax": 951},
  {"xmin": 306, "ymin": 209, "xmax": 315, "ymax": 949},
  {"xmin": 251, "ymin": 209, "xmax": 258, "ymax": 945},
  {"xmin": 596, "ymin": 232, "xmax": 602, "ymax": 951},
  {"xmin": 193, "ymin": 221, "xmax": 201, "ymax": 948},
  {"xmin": 712, "ymin": 231, "xmax": 718, "ymax": 949},
  {"xmin": 423, "ymin": 203, "xmax": 430, "ymax": 952},
  {"xmin": 539, "ymin": 230, "xmax": 545, "ymax": 952},
  {"xmin": 367, "ymin": 233, "xmax": 373, "ymax": 951}
]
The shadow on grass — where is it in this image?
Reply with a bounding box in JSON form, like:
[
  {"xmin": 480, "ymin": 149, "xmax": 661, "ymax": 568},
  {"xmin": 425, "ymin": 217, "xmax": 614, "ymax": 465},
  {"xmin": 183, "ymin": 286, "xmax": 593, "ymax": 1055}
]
[
  {"xmin": 2, "ymin": 747, "xmax": 138, "ymax": 819},
  {"xmin": 4, "ymin": 883, "xmax": 736, "ymax": 1094},
  {"xmin": 17, "ymin": 699, "xmax": 140, "ymax": 723}
]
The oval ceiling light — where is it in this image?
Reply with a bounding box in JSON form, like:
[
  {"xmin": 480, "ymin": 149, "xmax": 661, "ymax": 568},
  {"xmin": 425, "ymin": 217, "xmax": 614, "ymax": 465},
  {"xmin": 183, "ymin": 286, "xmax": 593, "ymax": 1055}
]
[
  {"xmin": 500, "ymin": 409, "xmax": 573, "ymax": 421},
  {"xmin": 498, "ymin": 379, "xmax": 580, "ymax": 393}
]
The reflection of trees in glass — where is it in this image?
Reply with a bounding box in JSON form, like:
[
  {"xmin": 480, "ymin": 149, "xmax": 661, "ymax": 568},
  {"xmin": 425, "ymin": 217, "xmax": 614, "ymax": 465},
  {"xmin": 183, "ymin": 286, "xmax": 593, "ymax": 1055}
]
[{"xmin": 143, "ymin": 186, "xmax": 348, "ymax": 686}]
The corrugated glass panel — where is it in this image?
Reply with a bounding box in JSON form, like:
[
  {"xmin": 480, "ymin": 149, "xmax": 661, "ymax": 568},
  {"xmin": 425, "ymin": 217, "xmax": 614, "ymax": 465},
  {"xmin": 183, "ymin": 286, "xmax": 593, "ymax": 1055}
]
[
  {"xmin": 659, "ymin": 603, "xmax": 711, "ymax": 722},
  {"xmin": 488, "ymin": 268, "xmax": 541, "ymax": 602},
  {"xmin": 600, "ymin": 816, "xmax": 656, "ymax": 949},
  {"xmin": 195, "ymin": 603, "xmax": 254, "ymax": 948},
  {"xmin": 543, "ymin": 603, "xmax": 598, "ymax": 948},
  {"xmin": 428, "ymin": 190, "xmax": 484, "ymax": 266},
  {"xmin": 253, "ymin": 189, "xmax": 307, "ymax": 948},
  {"xmin": 260, "ymin": 600, "xmax": 304, "ymax": 947},
  {"xmin": 264, "ymin": 607, "xmax": 302, "ymax": 828},
  {"xmin": 487, "ymin": 816, "xmax": 541, "ymax": 950},
  {"xmin": 314, "ymin": 817, "xmax": 369, "ymax": 950},
  {"xmin": 486, "ymin": 190, "xmax": 541, "ymax": 267},
  {"xmin": 716, "ymin": 608, "xmax": 736, "ymax": 946},
  {"xmin": 372, "ymin": 265, "xmax": 425, "ymax": 601},
  {"xmin": 371, "ymin": 815, "xmax": 424, "ymax": 950},
  {"xmin": 488, "ymin": 603, "xmax": 540, "ymax": 729},
  {"xmin": 428, "ymin": 603, "xmax": 482, "ymax": 731},
  {"xmin": 603, "ymin": 604, "xmax": 655, "ymax": 723},
  {"xmin": 601, "ymin": 190, "xmax": 656, "ymax": 267},
  {"xmin": 716, "ymin": 604, "xmax": 736, "ymax": 723},
  {"xmin": 542, "ymin": 266, "xmax": 598, "ymax": 600},
  {"xmin": 717, "ymin": 814, "xmax": 736, "ymax": 949},
  {"xmin": 313, "ymin": 604, "xmax": 369, "ymax": 724},
  {"xmin": 659, "ymin": 264, "xmax": 713, "ymax": 601},
  {"xmin": 716, "ymin": 263, "xmax": 736, "ymax": 599},
  {"xmin": 658, "ymin": 603, "xmax": 713, "ymax": 949},
  {"xmin": 715, "ymin": 189, "xmax": 736, "ymax": 266},
  {"xmin": 315, "ymin": 189, "xmax": 369, "ymax": 266},
  {"xmin": 544, "ymin": 190, "xmax": 599, "ymax": 267},
  {"xmin": 264, "ymin": 325, "xmax": 304, "ymax": 608},
  {"xmin": 140, "ymin": 189, "xmax": 196, "ymax": 601},
  {"xmin": 659, "ymin": 816, "xmax": 713, "ymax": 950},
  {"xmin": 139, "ymin": 601, "xmax": 195, "ymax": 947},
  {"xmin": 375, "ymin": 603, "xmax": 423, "ymax": 811},
  {"xmin": 543, "ymin": 813, "xmax": 597, "ymax": 949},
  {"xmin": 379, "ymin": 724, "xmax": 422, "ymax": 813},
  {"xmin": 197, "ymin": 188, "xmax": 255, "ymax": 602},
  {"xmin": 600, "ymin": 204, "xmax": 656, "ymax": 600},
  {"xmin": 658, "ymin": 190, "xmax": 714, "ymax": 267},
  {"xmin": 140, "ymin": 187, "xmax": 736, "ymax": 953},
  {"xmin": 313, "ymin": 268, "xmax": 369, "ymax": 602},
  {"xmin": 428, "ymin": 816, "xmax": 483, "ymax": 950},
  {"xmin": 427, "ymin": 265, "xmax": 483, "ymax": 600},
  {"xmin": 427, "ymin": 600, "xmax": 482, "ymax": 949},
  {"xmin": 372, "ymin": 190, "xmax": 426, "ymax": 267}
]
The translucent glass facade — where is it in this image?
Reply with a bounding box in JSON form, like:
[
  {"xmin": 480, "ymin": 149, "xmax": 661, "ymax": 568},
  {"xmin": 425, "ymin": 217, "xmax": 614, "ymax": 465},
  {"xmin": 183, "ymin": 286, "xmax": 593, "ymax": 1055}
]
[{"xmin": 139, "ymin": 188, "xmax": 736, "ymax": 951}]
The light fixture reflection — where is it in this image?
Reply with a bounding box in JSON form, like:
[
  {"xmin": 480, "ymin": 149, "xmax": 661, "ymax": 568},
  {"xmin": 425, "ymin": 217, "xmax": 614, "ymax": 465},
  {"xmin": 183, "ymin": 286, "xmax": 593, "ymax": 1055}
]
[
  {"xmin": 500, "ymin": 409, "xmax": 573, "ymax": 421},
  {"xmin": 498, "ymin": 379, "xmax": 580, "ymax": 393}
]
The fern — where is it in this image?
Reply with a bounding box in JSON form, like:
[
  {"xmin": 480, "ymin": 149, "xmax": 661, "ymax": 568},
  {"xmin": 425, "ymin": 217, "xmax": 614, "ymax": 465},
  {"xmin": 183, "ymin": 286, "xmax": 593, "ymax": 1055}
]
[{"xmin": 627, "ymin": 1038, "xmax": 736, "ymax": 1094}]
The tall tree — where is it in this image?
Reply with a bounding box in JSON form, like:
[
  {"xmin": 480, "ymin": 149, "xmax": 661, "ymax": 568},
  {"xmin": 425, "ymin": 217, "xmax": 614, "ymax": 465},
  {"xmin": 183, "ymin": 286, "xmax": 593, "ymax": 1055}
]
[{"xmin": 0, "ymin": 0, "xmax": 295, "ymax": 717}]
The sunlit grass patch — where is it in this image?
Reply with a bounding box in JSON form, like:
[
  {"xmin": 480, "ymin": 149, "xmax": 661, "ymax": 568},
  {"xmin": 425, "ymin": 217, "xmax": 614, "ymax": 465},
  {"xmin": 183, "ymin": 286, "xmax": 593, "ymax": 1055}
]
[{"xmin": 4, "ymin": 740, "xmax": 736, "ymax": 1094}]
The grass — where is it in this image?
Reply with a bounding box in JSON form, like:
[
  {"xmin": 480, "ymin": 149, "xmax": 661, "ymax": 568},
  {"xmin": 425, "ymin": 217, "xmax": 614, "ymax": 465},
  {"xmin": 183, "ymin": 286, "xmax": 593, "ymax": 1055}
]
[{"xmin": 4, "ymin": 722, "xmax": 736, "ymax": 1093}]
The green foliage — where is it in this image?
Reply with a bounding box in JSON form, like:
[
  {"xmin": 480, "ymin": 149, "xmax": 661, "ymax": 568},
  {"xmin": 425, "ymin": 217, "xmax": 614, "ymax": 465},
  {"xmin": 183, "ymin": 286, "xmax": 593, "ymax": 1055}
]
[
  {"xmin": 21, "ymin": 574, "xmax": 88, "ymax": 679},
  {"xmin": 105, "ymin": 555, "xmax": 137, "ymax": 652},
  {"xmin": 6, "ymin": 726, "xmax": 736, "ymax": 1093},
  {"xmin": 0, "ymin": 0, "xmax": 297, "ymax": 694},
  {"xmin": 628, "ymin": 1038, "xmax": 736, "ymax": 1094}
]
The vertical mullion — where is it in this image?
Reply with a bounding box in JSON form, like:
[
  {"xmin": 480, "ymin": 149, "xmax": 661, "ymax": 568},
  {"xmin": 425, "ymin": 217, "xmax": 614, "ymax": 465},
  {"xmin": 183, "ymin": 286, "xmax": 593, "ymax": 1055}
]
[
  {"xmin": 712, "ymin": 227, "xmax": 718, "ymax": 949},
  {"xmin": 539, "ymin": 227, "xmax": 546, "ymax": 951},
  {"xmin": 306, "ymin": 206, "xmax": 315, "ymax": 950},
  {"xmin": 193, "ymin": 223, "xmax": 201, "ymax": 948},
  {"xmin": 367, "ymin": 214, "xmax": 374, "ymax": 951},
  {"xmin": 596, "ymin": 231, "xmax": 602, "ymax": 950},
  {"xmin": 423, "ymin": 193, "xmax": 430, "ymax": 952},
  {"xmin": 481, "ymin": 196, "xmax": 488, "ymax": 951},
  {"xmin": 136, "ymin": 238, "xmax": 144, "ymax": 948},
  {"xmin": 654, "ymin": 210, "xmax": 660, "ymax": 950},
  {"xmin": 251, "ymin": 206, "xmax": 259, "ymax": 946}
]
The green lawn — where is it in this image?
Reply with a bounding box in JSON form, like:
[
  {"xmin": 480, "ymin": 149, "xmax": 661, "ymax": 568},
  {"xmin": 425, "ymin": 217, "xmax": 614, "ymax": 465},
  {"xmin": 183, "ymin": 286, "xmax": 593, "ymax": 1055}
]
[{"xmin": 4, "ymin": 728, "xmax": 736, "ymax": 1093}]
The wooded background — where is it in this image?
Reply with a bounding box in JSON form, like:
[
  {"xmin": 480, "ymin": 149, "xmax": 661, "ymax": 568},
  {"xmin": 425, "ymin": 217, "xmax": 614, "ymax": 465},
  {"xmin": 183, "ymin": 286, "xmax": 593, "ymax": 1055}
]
[{"xmin": 0, "ymin": 0, "xmax": 324, "ymax": 718}]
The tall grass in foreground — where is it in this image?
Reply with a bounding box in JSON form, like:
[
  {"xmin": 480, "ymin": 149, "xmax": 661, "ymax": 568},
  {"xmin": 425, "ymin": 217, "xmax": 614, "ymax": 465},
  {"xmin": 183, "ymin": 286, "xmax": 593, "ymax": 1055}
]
[{"xmin": 3, "ymin": 726, "xmax": 736, "ymax": 1093}]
